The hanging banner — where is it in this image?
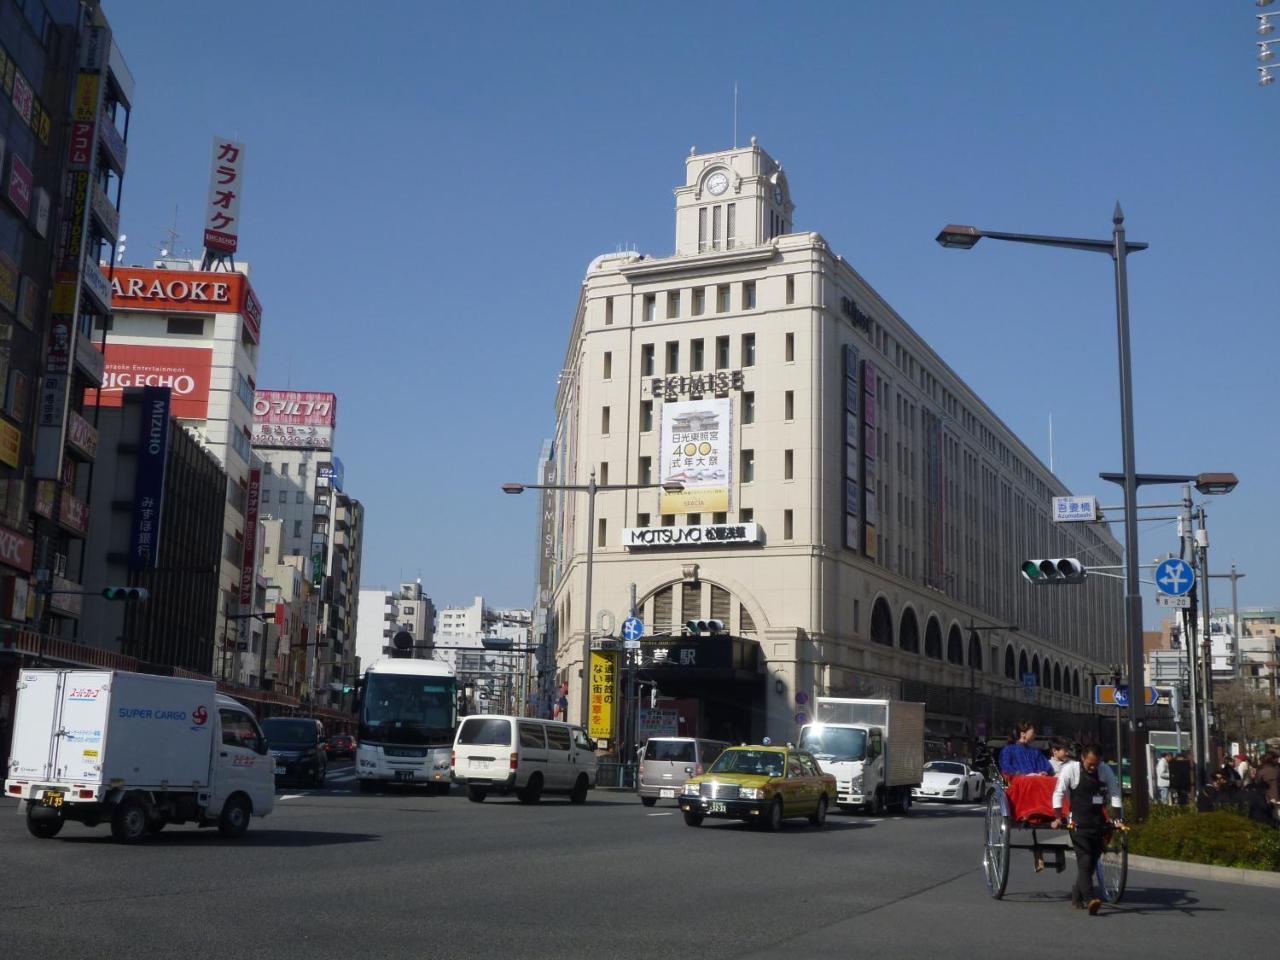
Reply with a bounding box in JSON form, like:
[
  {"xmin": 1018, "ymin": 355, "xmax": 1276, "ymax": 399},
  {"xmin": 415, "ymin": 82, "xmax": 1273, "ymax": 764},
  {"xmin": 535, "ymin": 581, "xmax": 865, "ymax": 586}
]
[
  {"xmin": 659, "ymin": 397, "xmax": 731, "ymax": 515},
  {"xmin": 239, "ymin": 468, "xmax": 261, "ymax": 603},
  {"xmin": 129, "ymin": 386, "xmax": 170, "ymax": 570},
  {"xmin": 588, "ymin": 650, "xmax": 617, "ymax": 739}
]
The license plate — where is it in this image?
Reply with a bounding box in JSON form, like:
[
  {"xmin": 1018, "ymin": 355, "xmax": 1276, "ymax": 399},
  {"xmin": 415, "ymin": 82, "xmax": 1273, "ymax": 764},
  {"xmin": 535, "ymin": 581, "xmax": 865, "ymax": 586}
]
[
  {"xmin": 395, "ymin": 770, "xmax": 414, "ymax": 782},
  {"xmin": 42, "ymin": 791, "xmax": 63, "ymax": 808},
  {"xmin": 709, "ymin": 800, "xmax": 727, "ymax": 814},
  {"xmin": 473, "ymin": 759, "xmax": 490, "ymax": 769},
  {"xmin": 660, "ymin": 788, "xmax": 675, "ymax": 798},
  {"xmin": 275, "ymin": 766, "xmax": 286, "ymax": 775}
]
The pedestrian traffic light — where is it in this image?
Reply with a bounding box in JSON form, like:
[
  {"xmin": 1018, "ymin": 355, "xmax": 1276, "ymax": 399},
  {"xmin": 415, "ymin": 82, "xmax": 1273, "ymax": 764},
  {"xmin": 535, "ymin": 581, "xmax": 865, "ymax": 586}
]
[
  {"xmin": 1019, "ymin": 559, "xmax": 1086, "ymax": 585},
  {"xmin": 685, "ymin": 619, "xmax": 726, "ymax": 636},
  {"xmin": 102, "ymin": 586, "xmax": 150, "ymax": 601}
]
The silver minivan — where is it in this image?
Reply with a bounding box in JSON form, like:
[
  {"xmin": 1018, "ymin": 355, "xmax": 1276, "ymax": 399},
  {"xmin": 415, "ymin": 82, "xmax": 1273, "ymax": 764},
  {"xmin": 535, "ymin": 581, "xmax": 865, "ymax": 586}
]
[
  {"xmin": 452, "ymin": 715, "xmax": 597, "ymax": 804},
  {"xmin": 637, "ymin": 737, "xmax": 729, "ymax": 806}
]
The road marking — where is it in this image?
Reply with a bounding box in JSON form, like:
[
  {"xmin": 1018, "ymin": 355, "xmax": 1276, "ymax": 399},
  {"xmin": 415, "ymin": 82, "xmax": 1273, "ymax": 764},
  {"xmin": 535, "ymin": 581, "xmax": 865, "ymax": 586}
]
[
  {"xmin": 278, "ymin": 794, "xmax": 304, "ymax": 801},
  {"xmin": 647, "ymin": 812, "xmax": 674, "ymax": 817}
]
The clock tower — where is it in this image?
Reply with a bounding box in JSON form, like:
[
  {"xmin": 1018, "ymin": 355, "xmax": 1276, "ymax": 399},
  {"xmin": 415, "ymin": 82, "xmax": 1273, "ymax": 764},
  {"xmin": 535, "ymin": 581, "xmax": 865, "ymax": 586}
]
[{"xmin": 674, "ymin": 138, "xmax": 793, "ymax": 257}]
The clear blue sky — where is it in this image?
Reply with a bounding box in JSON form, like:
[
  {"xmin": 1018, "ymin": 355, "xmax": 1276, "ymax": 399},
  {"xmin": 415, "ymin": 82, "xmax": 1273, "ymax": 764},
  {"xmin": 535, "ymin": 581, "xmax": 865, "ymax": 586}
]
[{"xmin": 108, "ymin": 2, "xmax": 1276, "ymax": 622}]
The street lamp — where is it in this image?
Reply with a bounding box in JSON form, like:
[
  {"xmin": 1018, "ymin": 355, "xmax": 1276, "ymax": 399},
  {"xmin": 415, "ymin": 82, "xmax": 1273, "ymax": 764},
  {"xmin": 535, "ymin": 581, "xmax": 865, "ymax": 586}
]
[
  {"xmin": 937, "ymin": 207, "xmax": 1154, "ymax": 818},
  {"xmin": 502, "ymin": 471, "xmax": 684, "ymax": 731}
]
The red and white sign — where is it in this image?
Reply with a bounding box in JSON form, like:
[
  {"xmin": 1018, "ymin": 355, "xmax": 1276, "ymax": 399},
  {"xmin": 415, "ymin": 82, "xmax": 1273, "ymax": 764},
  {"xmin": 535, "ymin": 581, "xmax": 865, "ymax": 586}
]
[
  {"xmin": 7, "ymin": 152, "xmax": 32, "ymax": 219},
  {"xmin": 0, "ymin": 524, "xmax": 34, "ymax": 572},
  {"xmin": 91, "ymin": 344, "xmax": 213, "ymax": 419},
  {"xmin": 203, "ymin": 137, "xmax": 244, "ymax": 255},
  {"xmin": 68, "ymin": 120, "xmax": 94, "ymax": 167},
  {"xmin": 252, "ymin": 390, "xmax": 336, "ymax": 450},
  {"xmin": 239, "ymin": 468, "xmax": 261, "ymax": 604},
  {"xmin": 106, "ymin": 267, "xmax": 262, "ymax": 344}
]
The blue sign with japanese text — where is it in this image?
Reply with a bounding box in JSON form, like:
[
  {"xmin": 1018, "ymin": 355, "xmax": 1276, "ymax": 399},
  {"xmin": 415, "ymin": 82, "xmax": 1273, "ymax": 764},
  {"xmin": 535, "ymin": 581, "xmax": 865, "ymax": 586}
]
[{"xmin": 129, "ymin": 386, "xmax": 170, "ymax": 570}]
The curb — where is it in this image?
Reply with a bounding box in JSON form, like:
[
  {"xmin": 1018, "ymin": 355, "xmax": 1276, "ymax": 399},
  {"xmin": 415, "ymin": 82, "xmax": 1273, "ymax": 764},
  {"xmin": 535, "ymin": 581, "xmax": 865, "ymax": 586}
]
[{"xmin": 1127, "ymin": 853, "xmax": 1280, "ymax": 889}]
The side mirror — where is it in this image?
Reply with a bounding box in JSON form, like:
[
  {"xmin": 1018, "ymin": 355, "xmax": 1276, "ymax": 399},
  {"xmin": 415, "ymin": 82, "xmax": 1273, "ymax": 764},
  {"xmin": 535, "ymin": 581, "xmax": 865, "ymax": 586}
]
[
  {"xmin": 684, "ymin": 766, "xmax": 693, "ymax": 776},
  {"xmin": 255, "ymin": 738, "xmax": 269, "ymax": 756}
]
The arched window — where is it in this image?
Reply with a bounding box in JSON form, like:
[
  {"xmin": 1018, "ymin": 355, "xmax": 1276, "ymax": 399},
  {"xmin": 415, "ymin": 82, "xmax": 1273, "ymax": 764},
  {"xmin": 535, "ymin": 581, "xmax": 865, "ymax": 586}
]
[
  {"xmin": 968, "ymin": 632, "xmax": 983, "ymax": 671},
  {"xmin": 1018, "ymin": 650, "xmax": 1029, "ymax": 678},
  {"xmin": 1053, "ymin": 663, "xmax": 1062, "ymax": 692},
  {"xmin": 1031, "ymin": 655, "xmax": 1040, "ymax": 686},
  {"xmin": 946, "ymin": 625, "xmax": 964, "ymax": 665},
  {"xmin": 1072, "ymin": 669, "xmax": 1081, "ymax": 698},
  {"xmin": 924, "ymin": 617, "xmax": 943, "ymax": 660},
  {"xmin": 899, "ymin": 607, "xmax": 920, "ymax": 654},
  {"xmin": 1004, "ymin": 646, "xmax": 1016, "ymax": 679},
  {"xmin": 870, "ymin": 597, "xmax": 893, "ymax": 646}
]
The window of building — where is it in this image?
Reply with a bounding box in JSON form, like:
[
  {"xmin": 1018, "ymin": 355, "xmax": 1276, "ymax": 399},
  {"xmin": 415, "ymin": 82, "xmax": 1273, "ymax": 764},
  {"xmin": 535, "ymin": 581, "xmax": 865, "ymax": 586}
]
[
  {"xmin": 234, "ymin": 371, "xmax": 254, "ymax": 411},
  {"xmin": 785, "ymin": 390, "xmax": 794, "ymax": 421},
  {"xmin": 717, "ymin": 284, "xmax": 730, "ymax": 312},
  {"xmin": 231, "ymin": 429, "xmax": 252, "ymax": 463},
  {"xmin": 742, "ymin": 333, "xmax": 756, "ymax": 367},
  {"xmin": 605, "ymin": 296, "xmax": 614, "ymax": 326},
  {"xmin": 784, "ymin": 449, "xmax": 794, "ymax": 480},
  {"xmin": 93, "ymin": 314, "xmax": 113, "ymax": 332},
  {"xmin": 263, "ymin": 462, "xmax": 273, "ymax": 475},
  {"xmin": 599, "ymin": 462, "xmax": 609, "ymax": 485},
  {"xmin": 640, "ymin": 400, "xmax": 653, "ymax": 432},
  {"xmin": 665, "ymin": 341, "xmax": 679, "ymax": 373},
  {"xmin": 638, "ymin": 456, "xmax": 651, "ymax": 485},
  {"xmin": 298, "ymin": 462, "xmax": 308, "ymax": 477},
  {"xmin": 785, "ymin": 332, "xmax": 794, "ymax": 362},
  {"xmin": 293, "ymin": 520, "xmax": 302, "ymax": 537},
  {"xmin": 743, "ymin": 281, "xmax": 756, "ymax": 310},
  {"xmin": 281, "ymin": 463, "xmax": 290, "ymax": 476},
  {"xmin": 713, "ymin": 512, "xmax": 727, "ymax": 524},
  {"xmin": 784, "ymin": 509, "xmax": 794, "ymax": 540},
  {"xmin": 724, "ymin": 203, "xmax": 737, "ymax": 248},
  {"xmin": 296, "ymin": 491, "xmax": 305, "ymax": 503},
  {"xmin": 601, "ymin": 407, "xmax": 611, "ymax": 435},
  {"xmin": 597, "ymin": 518, "xmax": 607, "ymax": 547},
  {"xmin": 786, "ymin": 275, "xmax": 795, "ymax": 305},
  {"xmin": 743, "ymin": 391, "xmax": 755, "ymax": 424},
  {"xmin": 698, "ymin": 208, "xmax": 708, "ymax": 252},
  {"xmin": 279, "ymin": 490, "xmax": 288, "ymax": 503},
  {"xmin": 693, "ymin": 288, "xmax": 706, "ymax": 315},
  {"xmin": 740, "ymin": 507, "xmax": 753, "ymax": 523},
  {"xmin": 712, "ymin": 205, "xmax": 722, "ymax": 250},
  {"xmin": 741, "ymin": 449, "xmax": 755, "ymax": 483},
  {"xmin": 637, "ymin": 512, "xmax": 650, "ymax": 527},
  {"xmin": 641, "ymin": 343, "xmax": 655, "ymax": 376},
  {"xmin": 688, "ymin": 513, "xmax": 701, "ymax": 526},
  {"xmin": 661, "ymin": 514, "xmax": 674, "ymax": 527},
  {"xmin": 166, "ymin": 316, "xmax": 204, "ymax": 336},
  {"xmin": 666, "ymin": 291, "xmax": 680, "ymax": 319},
  {"xmin": 644, "ymin": 294, "xmax": 656, "ymax": 322},
  {"xmin": 690, "ymin": 338, "xmax": 704, "ymax": 372},
  {"xmin": 603, "ymin": 351, "xmax": 612, "ymax": 379}
]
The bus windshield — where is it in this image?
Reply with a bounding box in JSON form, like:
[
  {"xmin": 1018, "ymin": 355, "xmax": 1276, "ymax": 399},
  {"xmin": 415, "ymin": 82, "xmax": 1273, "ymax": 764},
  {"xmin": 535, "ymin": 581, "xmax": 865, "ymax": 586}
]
[{"xmin": 359, "ymin": 673, "xmax": 457, "ymax": 746}]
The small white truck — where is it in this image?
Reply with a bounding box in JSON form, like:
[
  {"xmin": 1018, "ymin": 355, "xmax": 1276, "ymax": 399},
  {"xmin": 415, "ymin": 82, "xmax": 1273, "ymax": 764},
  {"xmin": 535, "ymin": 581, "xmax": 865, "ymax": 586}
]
[
  {"xmin": 798, "ymin": 697, "xmax": 925, "ymax": 815},
  {"xmin": 4, "ymin": 668, "xmax": 275, "ymax": 842}
]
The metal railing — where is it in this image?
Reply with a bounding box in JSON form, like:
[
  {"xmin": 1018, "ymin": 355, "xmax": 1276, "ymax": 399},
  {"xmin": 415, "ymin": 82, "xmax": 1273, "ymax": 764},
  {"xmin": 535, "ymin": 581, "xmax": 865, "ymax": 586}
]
[{"xmin": 594, "ymin": 760, "xmax": 637, "ymax": 789}]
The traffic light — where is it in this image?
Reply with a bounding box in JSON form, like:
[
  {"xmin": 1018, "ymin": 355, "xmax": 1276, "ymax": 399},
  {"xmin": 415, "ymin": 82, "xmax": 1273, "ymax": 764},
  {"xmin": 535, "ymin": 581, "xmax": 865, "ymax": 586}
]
[
  {"xmin": 102, "ymin": 586, "xmax": 150, "ymax": 601},
  {"xmin": 685, "ymin": 619, "xmax": 726, "ymax": 636},
  {"xmin": 1019, "ymin": 559, "xmax": 1086, "ymax": 585}
]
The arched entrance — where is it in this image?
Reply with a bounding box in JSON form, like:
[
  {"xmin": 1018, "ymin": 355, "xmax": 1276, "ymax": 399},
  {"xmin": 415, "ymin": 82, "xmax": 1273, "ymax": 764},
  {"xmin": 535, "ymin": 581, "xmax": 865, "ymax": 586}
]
[
  {"xmin": 924, "ymin": 617, "xmax": 943, "ymax": 660},
  {"xmin": 968, "ymin": 632, "xmax": 983, "ymax": 671},
  {"xmin": 946, "ymin": 624, "xmax": 964, "ymax": 665},
  {"xmin": 870, "ymin": 597, "xmax": 893, "ymax": 646},
  {"xmin": 899, "ymin": 607, "xmax": 920, "ymax": 654}
]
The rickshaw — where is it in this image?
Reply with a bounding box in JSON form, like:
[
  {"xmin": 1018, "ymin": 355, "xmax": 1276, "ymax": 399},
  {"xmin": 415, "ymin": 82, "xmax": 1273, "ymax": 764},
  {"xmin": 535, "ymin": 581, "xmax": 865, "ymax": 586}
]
[{"xmin": 982, "ymin": 768, "xmax": 1128, "ymax": 902}]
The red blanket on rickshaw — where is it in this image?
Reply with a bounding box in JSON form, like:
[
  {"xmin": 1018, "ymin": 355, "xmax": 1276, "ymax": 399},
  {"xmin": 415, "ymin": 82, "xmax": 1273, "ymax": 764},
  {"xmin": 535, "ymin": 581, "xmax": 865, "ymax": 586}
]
[{"xmin": 1004, "ymin": 774, "xmax": 1069, "ymax": 824}]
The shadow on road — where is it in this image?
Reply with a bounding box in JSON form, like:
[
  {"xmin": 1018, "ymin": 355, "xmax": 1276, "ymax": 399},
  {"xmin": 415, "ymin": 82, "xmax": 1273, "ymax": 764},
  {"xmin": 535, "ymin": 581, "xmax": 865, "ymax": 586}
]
[
  {"xmin": 998, "ymin": 885, "xmax": 1216, "ymax": 917},
  {"xmin": 55, "ymin": 829, "xmax": 380, "ymax": 847}
]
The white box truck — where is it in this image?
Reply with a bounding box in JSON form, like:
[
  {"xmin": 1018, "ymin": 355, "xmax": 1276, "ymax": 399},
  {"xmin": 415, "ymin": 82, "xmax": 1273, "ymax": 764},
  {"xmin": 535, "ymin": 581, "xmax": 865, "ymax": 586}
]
[
  {"xmin": 797, "ymin": 697, "xmax": 925, "ymax": 815},
  {"xmin": 4, "ymin": 668, "xmax": 275, "ymax": 842}
]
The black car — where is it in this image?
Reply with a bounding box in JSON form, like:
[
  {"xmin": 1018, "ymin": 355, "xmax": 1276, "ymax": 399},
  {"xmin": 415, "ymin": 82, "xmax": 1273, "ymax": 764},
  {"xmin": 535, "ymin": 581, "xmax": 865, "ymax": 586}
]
[
  {"xmin": 262, "ymin": 718, "xmax": 327, "ymax": 787},
  {"xmin": 325, "ymin": 734, "xmax": 356, "ymax": 758}
]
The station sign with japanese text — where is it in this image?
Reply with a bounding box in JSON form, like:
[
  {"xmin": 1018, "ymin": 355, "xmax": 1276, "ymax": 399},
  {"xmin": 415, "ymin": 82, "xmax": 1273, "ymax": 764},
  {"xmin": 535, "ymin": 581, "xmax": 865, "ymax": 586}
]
[{"xmin": 1052, "ymin": 496, "xmax": 1098, "ymax": 523}]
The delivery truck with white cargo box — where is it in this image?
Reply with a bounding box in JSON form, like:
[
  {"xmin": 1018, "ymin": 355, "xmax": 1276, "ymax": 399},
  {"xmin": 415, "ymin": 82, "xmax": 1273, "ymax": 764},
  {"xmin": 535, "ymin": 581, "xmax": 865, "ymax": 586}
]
[
  {"xmin": 4, "ymin": 668, "xmax": 275, "ymax": 842},
  {"xmin": 797, "ymin": 697, "xmax": 925, "ymax": 815}
]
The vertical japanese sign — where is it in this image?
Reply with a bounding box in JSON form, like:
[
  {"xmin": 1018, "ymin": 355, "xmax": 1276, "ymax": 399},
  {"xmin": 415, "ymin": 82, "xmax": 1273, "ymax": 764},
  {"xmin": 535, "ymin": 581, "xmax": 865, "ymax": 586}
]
[
  {"xmin": 862, "ymin": 359, "xmax": 879, "ymax": 560},
  {"xmin": 239, "ymin": 468, "xmax": 261, "ymax": 603},
  {"xmin": 659, "ymin": 398, "xmax": 731, "ymax": 515},
  {"xmin": 203, "ymin": 137, "xmax": 244, "ymax": 255},
  {"xmin": 588, "ymin": 650, "xmax": 616, "ymax": 739},
  {"xmin": 842, "ymin": 345, "xmax": 860, "ymax": 550},
  {"xmin": 129, "ymin": 387, "xmax": 170, "ymax": 571}
]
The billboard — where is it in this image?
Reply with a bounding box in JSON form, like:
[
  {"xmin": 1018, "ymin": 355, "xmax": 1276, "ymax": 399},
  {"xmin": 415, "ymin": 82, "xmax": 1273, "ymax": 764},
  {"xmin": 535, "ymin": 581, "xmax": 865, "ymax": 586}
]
[
  {"xmin": 588, "ymin": 650, "xmax": 617, "ymax": 740},
  {"xmin": 106, "ymin": 267, "xmax": 263, "ymax": 343},
  {"xmin": 92, "ymin": 344, "xmax": 213, "ymax": 419},
  {"xmin": 659, "ymin": 398, "xmax": 731, "ymax": 515},
  {"xmin": 253, "ymin": 390, "xmax": 336, "ymax": 450},
  {"xmin": 239, "ymin": 468, "xmax": 261, "ymax": 604},
  {"xmin": 318, "ymin": 457, "xmax": 344, "ymax": 492},
  {"xmin": 129, "ymin": 387, "xmax": 169, "ymax": 571},
  {"xmin": 203, "ymin": 137, "xmax": 244, "ymax": 255}
]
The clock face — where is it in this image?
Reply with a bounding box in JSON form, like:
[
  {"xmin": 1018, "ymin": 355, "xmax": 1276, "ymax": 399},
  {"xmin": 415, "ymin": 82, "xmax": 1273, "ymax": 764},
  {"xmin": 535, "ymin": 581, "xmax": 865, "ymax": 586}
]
[
  {"xmin": 707, "ymin": 171, "xmax": 729, "ymax": 196},
  {"xmin": 773, "ymin": 184, "xmax": 785, "ymax": 205}
]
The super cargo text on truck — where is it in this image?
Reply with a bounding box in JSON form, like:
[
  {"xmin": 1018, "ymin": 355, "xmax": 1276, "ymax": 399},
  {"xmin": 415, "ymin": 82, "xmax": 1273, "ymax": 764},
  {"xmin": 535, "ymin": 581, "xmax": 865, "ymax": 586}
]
[
  {"xmin": 5, "ymin": 669, "xmax": 275, "ymax": 843},
  {"xmin": 797, "ymin": 697, "xmax": 925, "ymax": 815}
]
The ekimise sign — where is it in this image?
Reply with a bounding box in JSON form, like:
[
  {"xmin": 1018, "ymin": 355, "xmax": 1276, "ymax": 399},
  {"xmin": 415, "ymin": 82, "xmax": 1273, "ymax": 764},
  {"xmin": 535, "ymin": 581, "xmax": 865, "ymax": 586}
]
[{"xmin": 103, "ymin": 266, "xmax": 263, "ymax": 344}]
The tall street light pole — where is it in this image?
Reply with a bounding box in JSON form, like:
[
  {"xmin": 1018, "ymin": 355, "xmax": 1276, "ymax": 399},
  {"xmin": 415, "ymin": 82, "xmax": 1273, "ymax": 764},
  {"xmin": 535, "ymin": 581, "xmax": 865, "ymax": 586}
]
[
  {"xmin": 937, "ymin": 209, "xmax": 1151, "ymax": 818},
  {"xmin": 503, "ymin": 474, "xmax": 683, "ymax": 732}
]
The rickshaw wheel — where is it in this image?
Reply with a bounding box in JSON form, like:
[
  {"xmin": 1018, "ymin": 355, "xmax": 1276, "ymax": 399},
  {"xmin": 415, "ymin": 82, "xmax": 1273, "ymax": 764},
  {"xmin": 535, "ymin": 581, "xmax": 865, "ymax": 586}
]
[{"xmin": 982, "ymin": 789, "xmax": 1011, "ymax": 899}]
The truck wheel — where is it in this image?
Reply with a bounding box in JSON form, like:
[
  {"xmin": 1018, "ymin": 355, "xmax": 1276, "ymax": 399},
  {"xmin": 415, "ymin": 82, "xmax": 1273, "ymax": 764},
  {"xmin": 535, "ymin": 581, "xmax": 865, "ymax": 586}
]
[
  {"xmin": 217, "ymin": 794, "xmax": 252, "ymax": 838},
  {"xmin": 147, "ymin": 819, "xmax": 166, "ymax": 834},
  {"xmin": 641, "ymin": 796, "xmax": 658, "ymax": 807},
  {"xmin": 898, "ymin": 792, "xmax": 911, "ymax": 816},
  {"xmin": 26, "ymin": 803, "xmax": 64, "ymax": 839},
  {"xmin": 111, "ymin": 797, "xmax": 149, "ymax": 843},
  {"xmin": 868, "ymin": 789, "xmax": 885, "ymax": 816},
  {"xmin": 467, "ymin": 785, "xmax": 488, "ymax": 803}
]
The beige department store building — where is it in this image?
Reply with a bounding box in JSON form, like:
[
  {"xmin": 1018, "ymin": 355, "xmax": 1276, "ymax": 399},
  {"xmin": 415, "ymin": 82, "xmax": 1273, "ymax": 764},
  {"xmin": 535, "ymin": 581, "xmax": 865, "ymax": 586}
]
[{"xmin": 543, "ymin": 140, "xmax": 1123, "ymax": 748}]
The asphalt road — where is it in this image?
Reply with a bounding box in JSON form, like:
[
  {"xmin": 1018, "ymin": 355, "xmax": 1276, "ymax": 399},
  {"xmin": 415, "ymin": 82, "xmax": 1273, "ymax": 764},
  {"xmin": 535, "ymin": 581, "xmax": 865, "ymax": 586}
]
[{"xmin": 2, "ymin": 763, "xmax": 1272, "ymax": 958}]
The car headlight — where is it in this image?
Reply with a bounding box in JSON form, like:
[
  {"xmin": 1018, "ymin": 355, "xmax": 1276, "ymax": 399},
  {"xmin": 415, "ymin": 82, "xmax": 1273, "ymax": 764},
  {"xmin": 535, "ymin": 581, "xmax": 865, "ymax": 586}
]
[
  {"xmin": 682, "ymin": 783, "xmax": 700, "ymax": 796},
  {"xmin": 948, "ymin": 778, "xmax": 962, "ymax": 786},
  {"xmin": 738, "ymin": 787, "xmax": 763, "ymax": 800},
  {"xmin": 849, "ymin": 775, "xmax": 863, "ymax": 791}
]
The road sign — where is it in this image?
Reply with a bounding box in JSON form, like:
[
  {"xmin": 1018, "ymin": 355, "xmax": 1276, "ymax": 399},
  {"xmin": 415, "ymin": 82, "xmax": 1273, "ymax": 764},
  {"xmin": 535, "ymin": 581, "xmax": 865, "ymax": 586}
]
[
  {"xmin": 1022, "ymin": 672, "xmax": 1037, "ymax": 689},
  {"xmin": 1052, "ymin": 496, "xmax": 1098, "ymax": 522},
  {"xmin": 1094, "ymin": 684, "xmax": 1159, "ymax": 707},
  {"xmin": 1154, "ymin": 558, "xmax": 1194, "ymax": 597},
  {"xmin": 621, "ymin": 616, "xmax": 644, "ymax": 642},
  {"xmin": 1156, "ymin": 593, "xmax": 1191, "ymax": 609}
]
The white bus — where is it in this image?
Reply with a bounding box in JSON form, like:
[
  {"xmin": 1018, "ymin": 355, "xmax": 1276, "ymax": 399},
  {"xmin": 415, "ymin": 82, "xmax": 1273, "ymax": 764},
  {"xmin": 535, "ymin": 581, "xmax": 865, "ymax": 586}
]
[{"xmin": 355, "ymin": 658, "xmax": 457, "ymax": 792}]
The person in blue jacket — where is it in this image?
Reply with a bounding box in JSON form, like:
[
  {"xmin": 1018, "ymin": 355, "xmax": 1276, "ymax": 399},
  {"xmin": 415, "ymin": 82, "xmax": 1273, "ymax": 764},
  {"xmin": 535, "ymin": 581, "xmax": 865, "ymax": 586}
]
[{"xmin": 999, "ymin": 720, "xmax": 1054, "ymax": 776}]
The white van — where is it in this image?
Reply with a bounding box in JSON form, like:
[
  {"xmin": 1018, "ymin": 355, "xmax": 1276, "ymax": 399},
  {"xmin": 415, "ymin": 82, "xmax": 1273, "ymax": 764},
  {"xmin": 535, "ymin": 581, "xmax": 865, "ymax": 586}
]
[{"xmin": 452, "ymin": 715, "xmax": 597, "ymax": 804}]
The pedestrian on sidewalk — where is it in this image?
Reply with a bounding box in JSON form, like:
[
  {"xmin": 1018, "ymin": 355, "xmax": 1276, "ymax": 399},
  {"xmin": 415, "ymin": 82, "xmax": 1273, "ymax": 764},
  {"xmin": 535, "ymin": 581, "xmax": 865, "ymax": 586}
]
[
  {"xmin": 1051, "ymin": 743, "xmax": 1122, "ymax": 915},
  {"xmin": 1155, "ymin": 752, "xmax": 1171, "ymax": 805}
]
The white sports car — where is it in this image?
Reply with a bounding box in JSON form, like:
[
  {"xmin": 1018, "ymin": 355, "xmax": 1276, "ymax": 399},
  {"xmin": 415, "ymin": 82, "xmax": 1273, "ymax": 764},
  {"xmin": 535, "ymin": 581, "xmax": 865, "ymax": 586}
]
[{"xmin": 911, "ymin": 760, "xmax": 986, "ymax": 803}]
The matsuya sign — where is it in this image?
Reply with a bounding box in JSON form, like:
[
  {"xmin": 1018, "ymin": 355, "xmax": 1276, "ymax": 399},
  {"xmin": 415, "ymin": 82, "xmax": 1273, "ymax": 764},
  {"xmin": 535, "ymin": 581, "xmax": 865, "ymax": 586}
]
[{"xmin": 622, "ymin": 523, "xmax": 759, "ymax": 548}]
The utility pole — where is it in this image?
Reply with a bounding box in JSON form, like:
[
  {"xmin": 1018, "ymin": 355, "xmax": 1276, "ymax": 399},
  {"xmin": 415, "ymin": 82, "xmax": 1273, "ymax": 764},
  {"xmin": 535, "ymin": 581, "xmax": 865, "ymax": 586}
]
[
  {"xmin": 1180, "ymin": 484, "xmax": 1203, "ymax": 787},
  {"xmin": 1196, "ymin": 506, "xmax": 1214, "ymax": 772}
]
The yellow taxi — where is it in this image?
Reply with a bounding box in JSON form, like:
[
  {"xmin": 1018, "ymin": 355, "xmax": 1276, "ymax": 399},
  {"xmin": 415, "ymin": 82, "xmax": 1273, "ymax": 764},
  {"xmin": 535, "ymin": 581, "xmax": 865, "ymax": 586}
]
[{"xmin": 678, "ymin": 744, "xmax": 836, "ymax": 830}]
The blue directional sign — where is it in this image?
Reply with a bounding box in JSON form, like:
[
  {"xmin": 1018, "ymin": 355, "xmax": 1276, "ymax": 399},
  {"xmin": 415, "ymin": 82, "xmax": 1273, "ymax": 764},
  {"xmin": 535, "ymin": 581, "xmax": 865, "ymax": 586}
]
[
  {"xmin": 621, "ymin": 617, "xmax": 645, "ymax": 642},
  {"xmin": 1155, "ymin": 558, "xmax": 1194, "ymax": 597}
]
